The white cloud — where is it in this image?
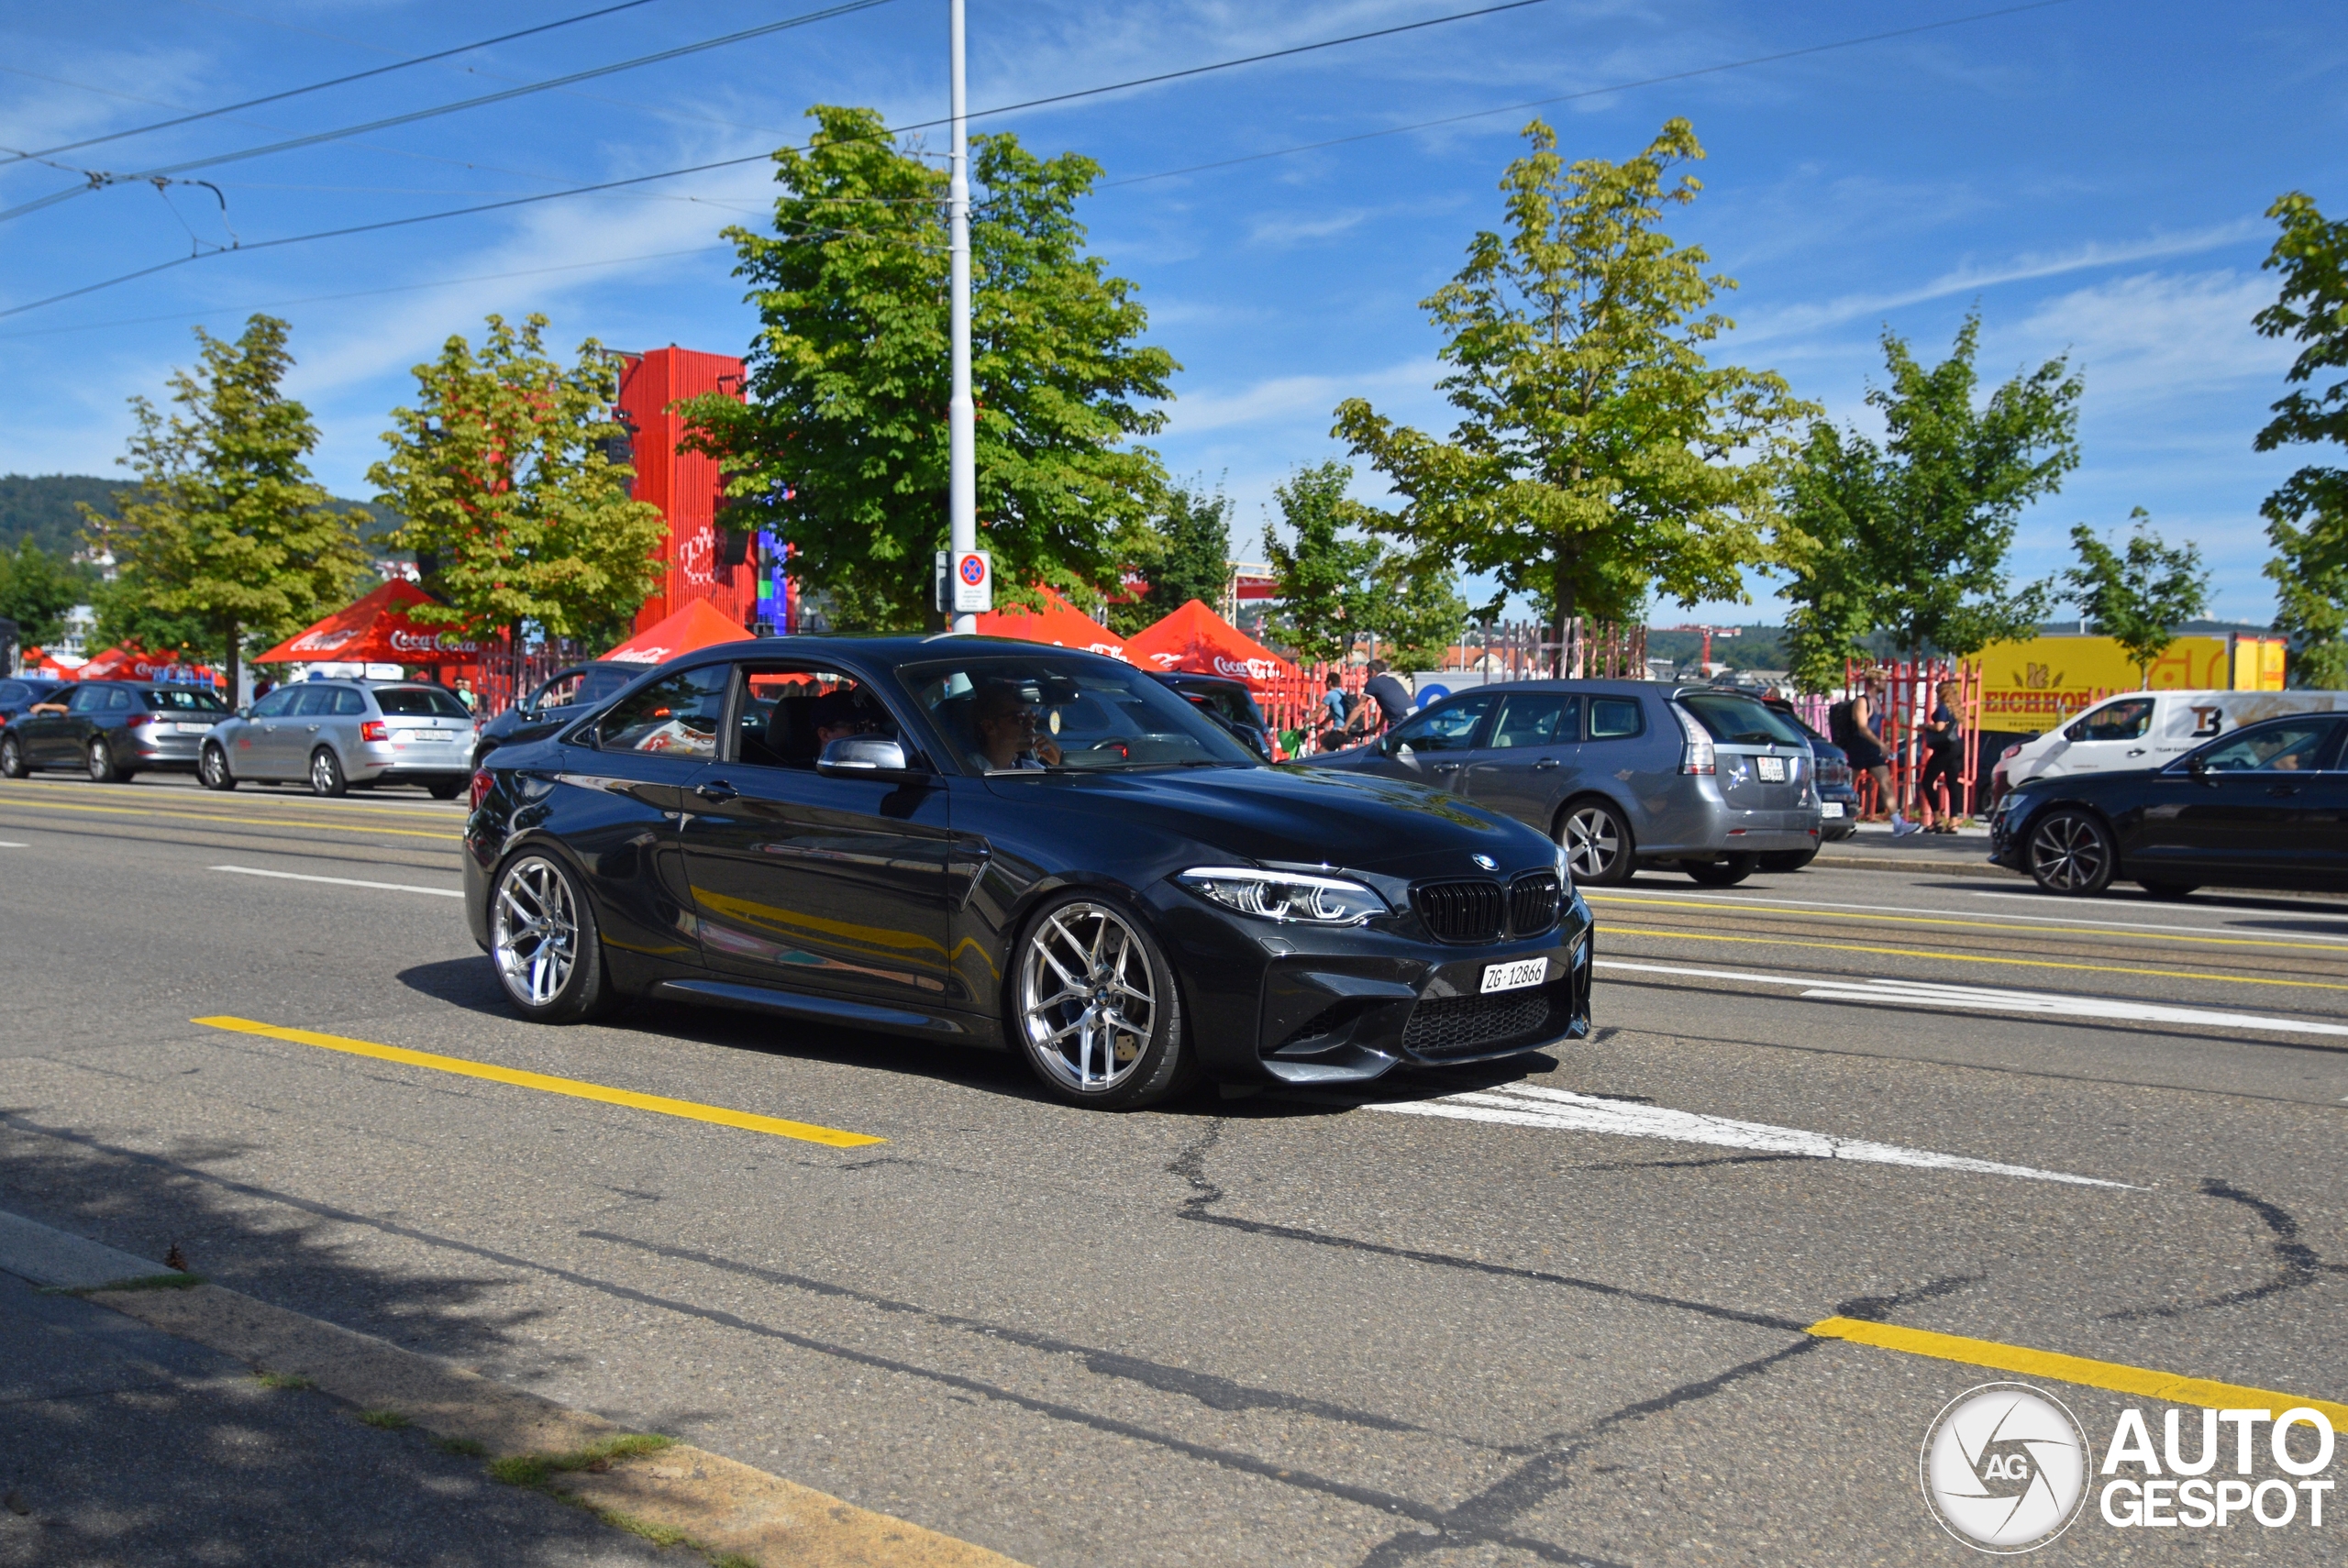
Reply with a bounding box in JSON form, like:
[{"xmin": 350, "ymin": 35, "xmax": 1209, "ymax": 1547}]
[
  {"xmin": 1997, "ymin": 269, "xmax": 2290, "ymax": 409},
  {"xmin": 1164, "ymin": 355, "xmax": 1439, "ymax": 436}
]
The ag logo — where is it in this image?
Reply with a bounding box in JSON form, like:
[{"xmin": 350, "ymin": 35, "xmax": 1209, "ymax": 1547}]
[{"xmin": 1921, "ymin": 1383, "xmax": 2092, "ymax": 1552}]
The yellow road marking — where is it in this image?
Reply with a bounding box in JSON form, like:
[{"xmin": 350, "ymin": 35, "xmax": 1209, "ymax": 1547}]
[
  {"xmin": 194, "ymin": 1016, "xmax": 883, "ymax": 1148},
  {"xmin": 1807, "ymin": 1317, "xmax": 2348, "ymax": 1425},
  {"xmin": 1605, "ymin": 924, "xmax": 2348, "ymax": 993},
  {"xmin": 1585, "ymin": 893, "xmax": 2348, "ymax": 955},
  {"xmin": 5, "ymin": 777, "xmax": 459, "ymax": 819},
  {"xmin": 0, "ymin": 796, "xmax": 460, "ymax": 840}
]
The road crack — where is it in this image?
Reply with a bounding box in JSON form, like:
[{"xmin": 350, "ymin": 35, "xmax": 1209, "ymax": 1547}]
[{"xmin": 2103, "ymin": 1177, "xmax": 2348, "ymax": 1320}]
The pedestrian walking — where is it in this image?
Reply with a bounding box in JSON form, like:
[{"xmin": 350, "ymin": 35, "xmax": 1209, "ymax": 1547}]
[
  {"xmin": 1915, "ymin": 679, "xmax": 1964, "ymax": 833},
  {"xmin": 1831, "ymin": 689, "xmax": 1916, "ymax": 836}
]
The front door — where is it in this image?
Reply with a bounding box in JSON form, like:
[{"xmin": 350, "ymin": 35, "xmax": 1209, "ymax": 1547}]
[
  {"xmin": 2135, "ymin": 718, "xmax": 2343, "ymax": 881},
  {"xmin": 678, "ymin": 662, "xmax": 955, "ymax": 1013},
  {"xmin": 18, "ymin": 684, "xmax": 93, "ymax": 766},
  {"xmin": 1362, "ymin": 690, "xmax": 1499, "ymax": 794},
  {"xmin": 1464, "ymin": 691, "xmax": 1580, "ymax": 828},
  {"xmin": 2043, "ymin": 696, "xmax": 2157, "ymax": 778}
]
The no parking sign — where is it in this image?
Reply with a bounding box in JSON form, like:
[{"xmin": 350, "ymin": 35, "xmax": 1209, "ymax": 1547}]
[{"xmin": 934, "ymin": 549, "xmax": 993, "ymax": 613}]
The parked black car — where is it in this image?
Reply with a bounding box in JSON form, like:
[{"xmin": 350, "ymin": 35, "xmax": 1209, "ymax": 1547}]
[
  {"xmin": 471, "ymin": 660, "xmax": 640, "ymax": 770},
  {"xmin": 1760, "ymin": 698, "xmax": 1860, "ymax": 858},
  {"xmin": 0, "ymin": 680, "xmax": 230, "ymax": 781},
  {"xmin": 1150, "ymin": 670, "xmax": 1279, "ymax": 761},
  {"xmin": 1988, "ymin": 712, "xmax": 2348, "ymax": 897},
  {"xmin": 464, "ymin": 637, "xmax": 1593, "ymax": 1109}
]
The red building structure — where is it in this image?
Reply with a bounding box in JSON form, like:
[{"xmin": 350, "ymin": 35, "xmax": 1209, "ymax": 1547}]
[{"xmin": 615, "ymin": 346, "xmax": 759, "ymax": 636}]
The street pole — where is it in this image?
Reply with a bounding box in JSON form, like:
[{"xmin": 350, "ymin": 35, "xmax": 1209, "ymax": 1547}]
[{"xmin": 946, "ymin": 0, "xmax": 977, "ymax": 634}]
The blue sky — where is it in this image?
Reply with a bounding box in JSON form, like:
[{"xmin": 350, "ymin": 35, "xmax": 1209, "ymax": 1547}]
[{"xmin": 3, "ymin": 0, "xmax": 2339, "ymax": 625}]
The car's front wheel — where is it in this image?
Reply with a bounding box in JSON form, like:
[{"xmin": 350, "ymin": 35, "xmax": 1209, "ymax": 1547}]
[
  {"xmin": 1013, "ymin": 895, "xmax": 1192, "ymax": 1110},
  {"xmin": 308, "ymin": 746, "xmax": 347, "ymax": 797},
  {"xmin": 1687, "ymin": 856, "xmax": 1755, "ymax": 888},
  {"xmin": 199, "ymin": 744, "xmax": 237, "ymax": 791},
  {"xmin": 2029, "ymin": 810, "xmax": 2115, "ymax": 896},
  {"xmin": 0, "ymin": 734, "xmax": 24, "ymax": 778},
  {"xmin": 1558, "ymin": 799, "xmax": 1635, "ymax": 886},
  {"xmin": 490, "ymin": 852, "xmax": 610, "ymax": 1021}
]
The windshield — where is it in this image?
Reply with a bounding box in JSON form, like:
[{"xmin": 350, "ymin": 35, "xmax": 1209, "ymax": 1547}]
[
  {"xmin": 902, "ymin": 656, "xmax": 1257, "ymax": 774},
  {"xmin": 141, "ymin": 688, "xmax": 228, "ymax": 712},
  {"xmin": 374, "ymin": 687, "xmax": 471, "ymax": 718},
  {"xmin": 1678, "ymin": 691, "xmax": 1806, "ymax": 746}
]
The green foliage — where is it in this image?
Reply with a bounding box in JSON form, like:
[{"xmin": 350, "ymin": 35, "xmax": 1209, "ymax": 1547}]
[
  {"xmin": 680, "ymin": 105, "xmax": 1177, "ymax": 632},
  {"xmin": 1778, "ymin": 315, "xmax": 2077, "ymax": 688},
  {"xmin": 1262, "ymin": 462, "xmax": 1382, "ymax": 666},
  {"xmin": 2060, "ymin": 509, "xmax": 2210, "ymax": 686},
  {"xmin": 1364, "ymin": 550, "xmax": 1469, "ymax": 670},
  {"xmin": 1334, "ymin": 117, "xmax": 1812, "ymax": 640},
  {"xmin": 1109, "ymin": 481, "xmax": 1230, "ymax": 636},
  {"xmin": 76, "ymin": 315, "xmax": 369, "ymax": 692},
  {"xmin": 0, "ymin": 539, "xmax": 95, "ymax": 646},
  {"xmin": 2254, "ymin": 192, "xmax": 2348, "ymax": 688},
  {"xmin": 370, "ymin": 314, "xmax": 666, "ymax": 649},
  {"xmin": 1, "ymin": 475, "xmax": 137, "ymax": 556}
]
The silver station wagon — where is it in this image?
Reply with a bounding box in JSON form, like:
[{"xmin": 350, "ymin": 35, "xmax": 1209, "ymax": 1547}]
[
  {"xmin": 1309, "ymin": 679, "xmax": 1822, "ymax": 886},
  {"xmin": 202, "ymin": 679, "xmax": 478, "ymax": 798}
]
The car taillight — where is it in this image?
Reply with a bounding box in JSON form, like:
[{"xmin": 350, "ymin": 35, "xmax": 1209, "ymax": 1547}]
[
  {"xmin": 469, "ymin": 767, "xmax": 493, "ymax": 811},
  {"xmin": 124, "ymin": 712, "xmax": 153, "ymax": 728},
  {"xmin": 360, "ymin": 720, "xmax": 389, "ymax": 742},
  {"xmin": 1670, "ymin": 702, "xmax": 1716, "ymax": 775}
]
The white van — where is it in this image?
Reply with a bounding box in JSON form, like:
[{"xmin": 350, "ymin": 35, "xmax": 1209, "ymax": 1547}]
[{"xmin": 1993, "ymin": 689, "xmax": 2348, "ymax": 792}]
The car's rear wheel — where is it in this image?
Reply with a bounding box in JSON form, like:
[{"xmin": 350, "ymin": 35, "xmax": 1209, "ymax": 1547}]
[
  {"xmin": 491, "ymin": 852, "xmax": 610, "ymax": 1021},
  {"xmin": 2029, "ymin": 810, "xmax": 2115, "ymax": 896},
  {"xmin": 199, "ymin": 743, "xmax": 237, "ymax": 791},
  {"xmin": 308, "ymin": 746, "xmax": 347, "ymax": 797},
  {"xmin": 426, "ymin": 779, "xmax": 463, "ymax": 801},
  {"xmin": 1558, "ymin": 799, "xmax": 1634, "ymax": 886},
  {"xmin": 0, "ymin": 734, "xmax": 24, "ymax": 778},
  {"xmin": 1013, "ymin": 895, "xmax": 1191, "ymax": 1110},
  {"xmin": 87, "ymin": 737, "xmax": 120, "ymax": 783},
  {"xmin": 2138, "ymin": 879, "xmax": 2198, "ymax": 900},
  {"xmin": 1755, "ymin": 849, "xmax": 1817, "ymax": 873},
  {"xmin": 1686, "ymin": 856, "xmax": 1755, "ymax": 888}
]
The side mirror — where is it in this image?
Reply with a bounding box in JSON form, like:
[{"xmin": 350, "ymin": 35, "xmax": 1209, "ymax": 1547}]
[{"xmin": 816, "ymin": 734, "xmax": 919, "ymax": 778}]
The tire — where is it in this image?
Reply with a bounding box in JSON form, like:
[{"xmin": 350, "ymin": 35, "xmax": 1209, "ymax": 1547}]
[
  {"xmin": 1755, "ymin": 849, "xmax": 1817, "ymax": 874},
  {"xmin": 2138, "ymin": 879, "xmax": 2198, "ymax": 900},
  {"xmin": 2028, "ymin": 809, "xmax": 2115, "ymax": 896},
  {"xmin": 489, "ymin": 851, "xmax": 611, "ymax": 1022},
  {"xmin": 199, "ymin": 744, "xmax": 238, "ymax": 791},
  {"xmin": 87, "ymin": 737, "xmax": 120, "ymax": 783},
  {"xmin": 0, "ymin": 734, "xmax": 24, "ymax": 779},
  {"xmin": 1557, "ymin": 799, "xmax": 1635, "ymax": 887},
  {"xmin": 1011, "ymin": 894, "xmax": 1193, "ymax": 1110},
  {"xmin": 308, "ymin": 746, "xmax": 348, "ymax": 798},
  {"xmin": 426, "ymin": 779, "xmax": 463, "ymax": 801},
  {"xmin": 1687, "ymin": 855, "xmax": 1755, "ymax": 888}
]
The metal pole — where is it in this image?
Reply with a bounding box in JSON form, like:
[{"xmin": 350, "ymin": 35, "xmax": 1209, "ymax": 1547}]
[{"xmin": 946, "ymin": 0, "xmax": 977, "ymax": 634}]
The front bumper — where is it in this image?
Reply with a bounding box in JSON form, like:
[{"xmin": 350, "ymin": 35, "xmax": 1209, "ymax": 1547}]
[{"xmin": 1152, "ymin": 885, "xmax": 1596, "ymax": 1087}]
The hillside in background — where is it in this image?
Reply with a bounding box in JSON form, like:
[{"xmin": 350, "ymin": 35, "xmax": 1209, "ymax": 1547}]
[{"xmin": 1, "ymin": 474, "xmax": 404, "ymax": 558}]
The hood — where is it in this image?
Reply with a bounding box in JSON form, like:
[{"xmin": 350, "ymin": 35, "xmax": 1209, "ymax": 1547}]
[{"xmin": 989, "ymin": 764, "xmax": 1554, "ymax": 880}]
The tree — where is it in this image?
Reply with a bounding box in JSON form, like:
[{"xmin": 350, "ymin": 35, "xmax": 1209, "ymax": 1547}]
[
  {"xmin": 369, "ymin": 314, "xmax": 667, "ymax": 654},
  {"xmin": 1361, "ymin": 551, "xmax": 1469, "ymax": 670},
  {"xmin": 0, "ymin": 539, "xmax": 94, "ymax": 647},
  {"xmin": 1110, "ymin": 482, "xmax": 1232, "ymax": 635},
  {"xmin": 681, "ymin": 105, "xmax": 1177, "ymax": 631},
  {"xmin": 77, "ymin": 315, "xmax": 368, "ymax": 698},
  {"xmin": 2254, "ymin": 193, "xmax": 2348, "ymax": 688},
  {"xmin": 1334, "ymin": 118, "xmax": 1812, "ymax": 664},
  {"xmin": 2060, "ymin": 509, "xmax": 2210, "ymax": 687},
  {"xmin": 1778, "ymin": 316, "xmax": 2078, "ymax": 687},
  {"xmin": 1262, "ymin": 462, "xmax": 1382, "ymax": 666}
]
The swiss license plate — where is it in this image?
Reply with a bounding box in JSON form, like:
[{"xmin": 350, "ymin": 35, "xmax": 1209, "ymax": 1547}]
[
  {"xmin": 1819, "ymin": 801, "xmax": 1844, "ymax": 819},
  {"xmin": 1480, "ymin": 958, "xmax": 1547, "ymax": 994},
  {"xmin": 408, "ymin": 732, "xmax": 452, "ymax": 742},
  {"xmin": 1757, "ymin": 756, "xmax": 1786, "ymax": 781}
]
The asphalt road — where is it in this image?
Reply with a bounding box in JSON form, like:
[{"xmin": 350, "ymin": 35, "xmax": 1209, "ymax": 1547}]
[{"xmin": 2, "ymin": 771, "xmax": 2342, "ymax": 1566}]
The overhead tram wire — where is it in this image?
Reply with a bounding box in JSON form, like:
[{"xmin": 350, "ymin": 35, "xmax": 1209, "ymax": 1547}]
[
  {"xmin": 5, "ymin": 0, "xmax": 670, "ymax": 167},
  {"xmin": 0, "ymin": 0, "xmax": 906, "ymax": 224}
]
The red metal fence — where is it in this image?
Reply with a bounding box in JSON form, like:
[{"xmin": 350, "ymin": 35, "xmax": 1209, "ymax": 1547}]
[{"xmin": 1842, "ymin": 657, "xmax": 1985, "ymax": 822}]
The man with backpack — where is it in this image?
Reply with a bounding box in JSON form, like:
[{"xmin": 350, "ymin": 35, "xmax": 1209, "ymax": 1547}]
[{"xmin": 1829, "ymin": 689, "xmax": 1917, "ymax": 836}]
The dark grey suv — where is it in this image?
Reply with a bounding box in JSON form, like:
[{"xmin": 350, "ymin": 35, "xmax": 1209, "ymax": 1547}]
[{"xmin": 1308, "ymin": 680, "xmax": 1821, "ymax": 886}]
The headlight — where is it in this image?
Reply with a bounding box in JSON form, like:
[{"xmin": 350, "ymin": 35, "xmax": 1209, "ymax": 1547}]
[
  {"xmin": 1555, "ymin": 838, "xmax": 1574, "ymax": 889},
  {"xmin": 1177, "ymin": 867, "xmax": 1388, "ymax": 926}
]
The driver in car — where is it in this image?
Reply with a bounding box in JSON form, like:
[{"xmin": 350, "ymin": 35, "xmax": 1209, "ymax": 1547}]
[{"xmin": 973, "ymin": 680, "xmax": 1063, "ymax": 771}]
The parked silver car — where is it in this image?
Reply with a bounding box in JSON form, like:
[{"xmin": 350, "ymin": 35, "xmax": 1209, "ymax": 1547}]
[
  {"xmin": 1307, "ymin": 679, "xmax": 1821, "ymax": 886},
  {"xmin": 201, "ymin": 679, "xmax": 477, "ymax": 797}
]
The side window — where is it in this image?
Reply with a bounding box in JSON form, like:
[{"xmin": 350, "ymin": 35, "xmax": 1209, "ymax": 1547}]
[
  {"xmin": 332, "ymin": 688, "xmax": 369, "ymax": 716},
  {"xmin": 594, "ymin": 665, "xmax": 730, "ymax": 758},
  {"xmin": 2196, "ymin": 721, "xmax": 2336, "ymax": 773},
  {"xmin": 1389, "ymin": 691, "xmax": 1497, "ymax": 753},
  {"xmin": 1489, "ymin": 693, "xmax": 1577, "ymax": 749},
  {"xmin": 291, "ymin": 687, "xmax": 336, "ymax": 717},
  {"xmin": 1589, "ymin": 697, "xmax": 1645, "ymax": 739},
  {"xmin": 0, "ymin": 683, "xmax": 23, "ymax": 705},
  {"xmin": 105, "ymin": 687, "xmax": 137, "ymax": 711},
  {"xmin": 736, "ymin": 667, "xmax": 894, "ymax": 769},
  {"xmin": 69, "ymin": 686, "xmax": 106, "ymax": 712},
  {"xmin": 532, "ymin": 670, "xmax": 588, "ymax": 710},
  {"xmin": 249, "ymin": 688, "xmax": 298, "ymax": 718},
  {"xmin": 2069, "ymin": 700, "xmax": 2152, "ymax": 743}
]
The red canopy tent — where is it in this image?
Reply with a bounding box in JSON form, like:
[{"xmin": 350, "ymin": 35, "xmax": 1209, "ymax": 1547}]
[
  {"xmin": 78, "ymin": 644, "xmax": 216, "ymax": 684},
  {"xmin": 253, "ymin": 580, "xmax": 490, "ymax": 667},
  {"xmin": 603, "ymin": 598, "xmax": 755, "ymax": 666},
  {"xmin": 977, "ymin": 586, "xmax": 1128, "ymax": 659},
  {"xmin": 1122, "ymin": 599, "xmax": 1298, "ymax": 688}
]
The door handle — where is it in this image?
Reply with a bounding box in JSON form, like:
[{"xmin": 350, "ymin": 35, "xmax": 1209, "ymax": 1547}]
[
  {"xmin": 2125, "ymin": 748, "xmax": 2145, "ymax": 757},
  {"xmin": 2268, "ymin": 785, "xmax": 2298, "ymax": 798},
  {"xmin": 306, "ymin": 724, "xmax": 320, "ymax": 733},
  {"xmin": 1431, "ymin": 761, "xmax": 1457, "ymax": 772},
  {"xmin": 1534, "ymin": 757, "xmax": 1560, "ymax": 770},
  {"xmin": 696, "ymin": 779, "xmax": 740, "ymax": 803}
]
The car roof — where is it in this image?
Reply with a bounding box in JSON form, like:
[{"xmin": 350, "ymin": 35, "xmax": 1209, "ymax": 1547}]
[
  {"xmin": 1436, "ymin": 678, "xmax": 1669, "ymax": 697},
  {"xmin": 668, "ymin": 634, "xmax": 1135, "ymax": 673}
]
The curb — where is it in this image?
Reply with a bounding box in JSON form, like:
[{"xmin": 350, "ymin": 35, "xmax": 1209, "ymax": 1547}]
[
  {"xmin": 1, "ymin": 1209, "xmax": 1022, "ymax": 1568},
  {"xmin": 1813, "ymin": 853, "xmax": 2016, "ymax": 879}
]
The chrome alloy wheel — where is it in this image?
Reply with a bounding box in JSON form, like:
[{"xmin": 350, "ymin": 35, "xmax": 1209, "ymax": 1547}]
[
  {"xmin": 2029, "ymin": 813, "xmax": 2108, "ymax": 893},
  {"xmin": 1562, "ymin": 805, "xmax": 1621, "ymax": 881},
  {"xmin": 493, "ymin": 856, "xmax": 581, "ymax": 1009},
  {"xmin": 1018, "ymin": 901, "xmax": 1156, "ymax": 1094}
]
